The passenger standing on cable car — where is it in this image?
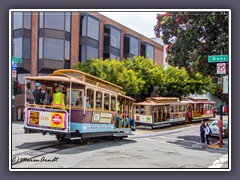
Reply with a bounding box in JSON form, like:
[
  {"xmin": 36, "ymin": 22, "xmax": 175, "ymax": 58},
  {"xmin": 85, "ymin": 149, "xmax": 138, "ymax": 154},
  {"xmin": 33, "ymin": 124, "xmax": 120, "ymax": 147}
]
[
  {"xmin": 51, "ymin": 86, "xmax": 68, "ymax": 108},
  {"xmin": 32, "ymin": 82, "xmax": 45, "ymax": 105}
]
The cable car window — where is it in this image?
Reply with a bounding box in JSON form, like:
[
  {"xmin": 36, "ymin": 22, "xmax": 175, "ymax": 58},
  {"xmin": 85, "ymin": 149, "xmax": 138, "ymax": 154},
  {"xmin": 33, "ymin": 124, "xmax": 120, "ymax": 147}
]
[
  {"xmin": 68, "ymin": 89, "xmax": 83, "ymax": 107},
  {"xmin": 96, "ymin": 91, "xmax": 102, "ymax": 109},
  {"xmin": 86, "ymin": 89, "xmax": 94, "ymax": 109},
  {"xmin": 174, "ymin": 105, "xmax": 178, "ymax": 112},
  {"xmin": 136, "ymin": 106, "xmax": 139, "ymax": 114},
  {"xmin": 104, "ymin": 93, "xmax": 110, "ymax": 110},
  {"xmin": 111, "ymin": 95, "xmax": 116, "ymax": 111},
  {"xmin": 140, "ymin": 105, "xmax": 144, "ymax": 115},
  {"xmin": 145, "ymin": 106, "xmax": 151, "ymax": 115},
  {"xmin": 179, "ymin": 105, "xmax": 182, "ymax": 112},
  {"xmin": 182, "ymin": 105, "xmax": 185, "ymax": 112},
  {"xmin": 170, "ymin": 106, "xmax": 174, "ymax": 113}
]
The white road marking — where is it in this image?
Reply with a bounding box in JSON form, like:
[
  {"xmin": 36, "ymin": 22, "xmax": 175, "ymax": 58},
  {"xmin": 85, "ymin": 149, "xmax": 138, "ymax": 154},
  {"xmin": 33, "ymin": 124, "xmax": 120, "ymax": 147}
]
[{"xmin": 208, "ymin": 154, "xmax": 228, "ymax": 168}]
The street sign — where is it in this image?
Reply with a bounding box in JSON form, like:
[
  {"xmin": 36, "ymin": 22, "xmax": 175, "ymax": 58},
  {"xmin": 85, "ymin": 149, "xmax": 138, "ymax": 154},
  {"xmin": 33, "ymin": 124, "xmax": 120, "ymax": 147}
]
[
  {"xmin": 12, "ymin": 61, "xmax": 17, "ymax": 70},
  {"xmin": 12, "ymin": 56, "xmax": 22, "ymax": 63},
  {"xmin": 12, "ymin": 70, "xmax": 17, "ymax": 77},
  {"xmin": 217, "ymin": 63, "xmax": 226, "ymax": 74},
  {"xmin": 208, "ymin": 55, "xmax": 228, "ymax": 63}
]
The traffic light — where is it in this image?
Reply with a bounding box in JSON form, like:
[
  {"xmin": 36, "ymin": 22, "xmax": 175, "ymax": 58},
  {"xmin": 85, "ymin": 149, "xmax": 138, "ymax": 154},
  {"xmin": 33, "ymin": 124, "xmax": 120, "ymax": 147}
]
[
  {"xmin": 14, "ymin": 81, "xmax": 22, "ymax": 95},
  {"xmin": 217, "ymin": 88, "xmax": 223, "ymax": 99}
]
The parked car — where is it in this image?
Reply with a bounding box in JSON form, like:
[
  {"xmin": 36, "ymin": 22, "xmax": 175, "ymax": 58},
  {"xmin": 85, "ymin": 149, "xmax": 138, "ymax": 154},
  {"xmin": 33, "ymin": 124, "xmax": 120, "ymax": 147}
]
[{"xmin": 208, "ymin": 120, "xmax": 229, "ymax": 138}]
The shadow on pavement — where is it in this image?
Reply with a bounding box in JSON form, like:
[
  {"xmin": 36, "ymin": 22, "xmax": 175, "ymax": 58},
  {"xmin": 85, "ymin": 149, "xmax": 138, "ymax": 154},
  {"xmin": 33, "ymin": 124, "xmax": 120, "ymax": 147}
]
[{"xmin": 166, "ymin": 135, "xmax": 228, "ymax": 154}]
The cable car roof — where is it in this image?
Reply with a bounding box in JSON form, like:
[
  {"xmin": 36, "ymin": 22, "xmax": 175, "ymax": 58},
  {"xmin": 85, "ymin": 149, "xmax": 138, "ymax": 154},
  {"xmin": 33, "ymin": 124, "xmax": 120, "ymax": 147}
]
[
  {"xmin": 134, "ymin": 100, "xmax": 187, "ymax": 106},
  {"xmin": 24, "ymin": 74, "xmax": 134, "ymax": 101}
]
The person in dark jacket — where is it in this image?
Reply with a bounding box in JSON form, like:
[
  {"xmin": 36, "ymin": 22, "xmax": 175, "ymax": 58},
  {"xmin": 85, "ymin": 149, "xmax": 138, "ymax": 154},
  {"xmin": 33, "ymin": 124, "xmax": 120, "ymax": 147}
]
[
  {"xmin": 200, "ymin": 120, "xmax": 206, "ymax": 149},
  {"xmin": 32, "ymin": 82, "xmax": 45, "ymax": 105}
]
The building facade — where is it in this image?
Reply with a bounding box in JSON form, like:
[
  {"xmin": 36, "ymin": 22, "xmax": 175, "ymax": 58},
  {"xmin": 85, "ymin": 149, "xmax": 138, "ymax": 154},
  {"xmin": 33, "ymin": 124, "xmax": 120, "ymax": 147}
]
[{"xmin": 11, "ymin": 11, "xmax": 164, "ymax": 85}]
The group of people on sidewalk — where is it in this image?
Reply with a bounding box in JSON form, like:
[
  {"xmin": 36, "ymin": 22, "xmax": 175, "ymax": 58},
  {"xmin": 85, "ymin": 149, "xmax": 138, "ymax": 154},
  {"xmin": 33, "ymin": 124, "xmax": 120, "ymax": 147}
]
[{"xmin": 200, "ymin": 120, "xmax": 212, "ymax": 149}]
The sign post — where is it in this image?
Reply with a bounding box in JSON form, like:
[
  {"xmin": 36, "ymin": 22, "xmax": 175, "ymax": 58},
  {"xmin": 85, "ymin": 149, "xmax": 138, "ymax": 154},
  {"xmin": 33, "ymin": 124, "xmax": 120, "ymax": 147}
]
[{"xmin": 11, "ymin": 56, "xmax": 22, "ymax": 121}]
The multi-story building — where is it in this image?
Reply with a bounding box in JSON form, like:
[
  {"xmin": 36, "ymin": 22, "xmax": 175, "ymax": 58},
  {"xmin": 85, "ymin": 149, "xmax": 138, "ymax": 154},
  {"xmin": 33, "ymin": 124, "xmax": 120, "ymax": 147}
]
[{"xmin": 11, "ymin": 11, "xmax": 164, "ymax": 87}]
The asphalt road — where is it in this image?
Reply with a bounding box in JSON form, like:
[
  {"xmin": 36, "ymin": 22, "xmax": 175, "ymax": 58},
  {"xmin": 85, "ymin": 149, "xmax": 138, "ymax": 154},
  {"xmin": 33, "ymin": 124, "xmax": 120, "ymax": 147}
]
[{"xmin": 11, "ymin": 119, "xmax": 229, "ymax": 170}]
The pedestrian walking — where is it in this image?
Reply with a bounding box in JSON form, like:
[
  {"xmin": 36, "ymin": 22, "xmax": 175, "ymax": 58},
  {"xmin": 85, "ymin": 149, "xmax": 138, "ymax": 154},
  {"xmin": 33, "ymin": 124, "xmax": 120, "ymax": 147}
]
[
  {"xmin": 200, "ymin": 120, "xmax": 206, "ymax": 149},
  {"xmin": 205, "ymin": 122, "xmax": 211, "ymax": 147}
]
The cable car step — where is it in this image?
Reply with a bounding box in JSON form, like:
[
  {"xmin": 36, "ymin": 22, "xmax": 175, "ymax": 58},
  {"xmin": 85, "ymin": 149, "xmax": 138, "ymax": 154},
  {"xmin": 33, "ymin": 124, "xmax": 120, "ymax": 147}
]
[
  {"xmin": 152, "ymin": 124, "xmax": 172, "ymax": 128},
  {"xmin": 113, "ymin": 133, "xmax": 129, "ymax": 138},
  {"xmin": 70, "ymin": 137, "xmax": 82, "ymax": 140}
]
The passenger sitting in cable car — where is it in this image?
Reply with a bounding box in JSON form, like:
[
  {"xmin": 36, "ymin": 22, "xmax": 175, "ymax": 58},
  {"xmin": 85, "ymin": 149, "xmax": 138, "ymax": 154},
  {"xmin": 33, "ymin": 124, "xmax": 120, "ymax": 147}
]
[{"xmin": 87, "ymin": 100, "xmax": 92, "ymax": 108}]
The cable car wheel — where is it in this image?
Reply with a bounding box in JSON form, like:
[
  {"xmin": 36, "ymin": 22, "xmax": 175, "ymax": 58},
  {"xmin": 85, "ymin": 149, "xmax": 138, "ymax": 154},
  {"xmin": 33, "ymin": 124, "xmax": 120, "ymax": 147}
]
[{"xmin": 56, "ymin": 135, "xmax": 66, "ymax": 142}]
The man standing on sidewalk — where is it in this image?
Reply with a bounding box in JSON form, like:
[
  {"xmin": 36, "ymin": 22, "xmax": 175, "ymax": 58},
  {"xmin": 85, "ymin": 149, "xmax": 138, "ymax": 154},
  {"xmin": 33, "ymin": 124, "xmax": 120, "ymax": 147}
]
[{"xmin": 200, "ymin": 120, "xmax": 206, "ymax": 149}]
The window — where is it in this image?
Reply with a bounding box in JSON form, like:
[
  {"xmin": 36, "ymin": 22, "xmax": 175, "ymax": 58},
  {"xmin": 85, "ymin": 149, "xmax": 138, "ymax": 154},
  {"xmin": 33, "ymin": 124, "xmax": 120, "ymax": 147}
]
[
  {"xmin": 80, "ymin": 15, "xmax": 87, "ymax": 36},
  {"xmin": 182, "ymin": 105, "xmax": 185, "ymax": 112},
  {"xmin": 23, "ymin": 38, "xmax": 30, "ymax": 59},
  {"xmin": 23, "ymin": 12, "xmax": 31, "ymax": 29},
  {"xmin": 39, "ymin": 12, "xmax": 44, "ymax": 28},
  {"xmin": 145, "ymin": 106, "xmax": 151, "ymax": 115},
  {"xmin": 103, "ymin": 25, "xmax": 120, "ymax": 60},
  {"xmin": 86, "ymin": 46, "xmax": 98, "ymax": 60},
  {"xmin": 13, "ymin": 12, "xmax": 23, "ymax": 29},
  {"xmin": 65, "ymin": 41, "xmax": 70, "ymax": 60},
  {"xmin": 13, "ymin": 38, "xmax": 22, "ymax": 58},
  {"xmin": 110, "ymin": 54, "xmax": 120, "ymax": 60},
  {"xmin": 39, "ymin": 38, "xmax": 43, "ymax": 58},
  {"xmin": 86, "ymin": 89, "xmax": 94, "ymax": 109},
  {"xmin": 87, "ymin": 16, "xmax": 99, "ymax": 40},
  {"xmin": 68, "ymin": 89, "xmax": 83, "ymax": 107},
  {"xmin": 140, "ymin": 106, "xmax": 145, "ymax": 115},
  {"xmin": 45, "ymin": 12, "xmax": 65, "ymax": 30},
  {"xmin": 96, "ymin": 91, "xmax": 103, "ymax": 109},
  {"xmin": 136, "ymin": 106, "xmax": 139, "ymax": 114},
  {"xmin": 111, "ymin": 27, "xmax": 120, "ymax": 49},
  {"xmin": 65, "ymin": 12, "xmax": 71, "ymax": 32},
  {"xmin": 124, "ymin": 35, "xmax": 139, "ymax": 58},
  {"xmin": 179, "ymin": 105, "xmax": 182, "ymax": 112},
  {"xmin": 104, "ymin": 93, "xmax": 110, "ymax": 111},
  {"xmin": 44, "ymin": 38, "xmax": 64, "ymax": 60},
  {"xmin": 146, "ymin": 44, "xmax": 154, "ymax": 60},
  {"xmin": 141, "ymin": 44, "xmax": 146, "ymax": 57},
  {"xmin": 111, "ymin": 96, "xmax": 116, "ymax": 111},
  {"xmin": 174, "ymin": 106, "xmax": 178, "ymax": 112},
  {"xmin": 130, "ymin": 36, "xmax": 139, "ymax": 56}
]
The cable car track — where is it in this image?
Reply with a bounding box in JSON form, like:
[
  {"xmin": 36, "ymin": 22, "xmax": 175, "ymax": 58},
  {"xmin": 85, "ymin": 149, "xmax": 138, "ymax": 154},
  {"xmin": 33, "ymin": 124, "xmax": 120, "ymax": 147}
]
[{"xmin": 11, "ymin": 141, "xmax": 78, "ymax": 166}]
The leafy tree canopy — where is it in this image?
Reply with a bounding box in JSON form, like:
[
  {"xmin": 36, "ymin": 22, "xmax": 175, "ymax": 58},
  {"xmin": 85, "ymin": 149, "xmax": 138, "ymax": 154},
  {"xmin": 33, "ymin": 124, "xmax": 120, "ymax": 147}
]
[
  {"xmin": 154, "ymin": 11, "xmax": 229, "ymax": 80},
  {"xmin": 74, "ymin": 57, "xmax": 215, "ymax": 101}
]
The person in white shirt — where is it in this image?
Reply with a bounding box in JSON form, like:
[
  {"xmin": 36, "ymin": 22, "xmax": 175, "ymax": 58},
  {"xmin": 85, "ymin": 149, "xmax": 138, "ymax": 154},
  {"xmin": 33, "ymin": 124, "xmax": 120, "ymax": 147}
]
[{"xmin": 205, "ymin": 123, "xmax": 211, "ymax": 146}]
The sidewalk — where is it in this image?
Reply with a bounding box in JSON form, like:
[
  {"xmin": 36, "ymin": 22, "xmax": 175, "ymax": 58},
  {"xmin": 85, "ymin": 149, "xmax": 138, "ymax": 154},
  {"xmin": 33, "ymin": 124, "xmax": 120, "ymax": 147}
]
[{"xmin": 191, "ymin": 138, "xmax": 228, "ymax": 152}]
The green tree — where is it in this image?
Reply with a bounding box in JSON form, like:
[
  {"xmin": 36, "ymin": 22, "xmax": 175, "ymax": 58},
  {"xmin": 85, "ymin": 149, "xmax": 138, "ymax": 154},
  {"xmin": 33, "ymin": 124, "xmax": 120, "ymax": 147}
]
[
  {"xmin": 159, "ymin": 66, "xmax": 214, "ymax": 99},
  {"xmin": 74, "ymin": 57, "xmax": 214, "ymax": 101},
  {"xmin": 74, "ymin": 58, "xmax": 144, "ymax": 97},
  {"xmin": 154, "ymin": 11, "xmax": 228, "ymax": 79},
  {"xmin": 123, "ymin": 56, "xmax": 165, "ymax": 101}
]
